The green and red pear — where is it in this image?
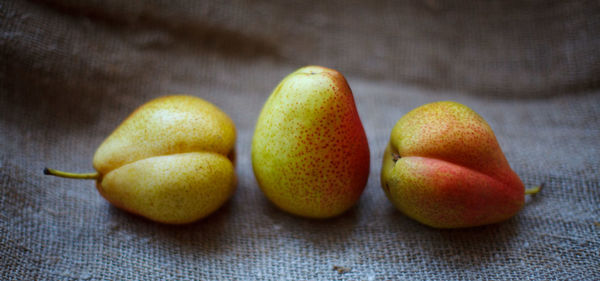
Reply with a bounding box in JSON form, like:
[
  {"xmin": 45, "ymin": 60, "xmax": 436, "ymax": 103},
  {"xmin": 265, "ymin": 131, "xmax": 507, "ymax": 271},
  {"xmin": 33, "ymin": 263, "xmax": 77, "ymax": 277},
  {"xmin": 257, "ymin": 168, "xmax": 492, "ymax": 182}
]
[
  {"xmin": 381, "ymin": 101, "xmax": 538, "ymax": 228},
  {"xmin": 252, "ymin": 66, "xmax": 370, "ymax": 218}
]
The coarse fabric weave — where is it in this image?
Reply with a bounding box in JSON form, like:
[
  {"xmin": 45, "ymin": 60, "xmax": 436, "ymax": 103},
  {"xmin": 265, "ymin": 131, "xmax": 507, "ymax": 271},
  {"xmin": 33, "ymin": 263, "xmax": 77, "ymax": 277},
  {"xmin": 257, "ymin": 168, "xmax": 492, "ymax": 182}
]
[{"xmin": 1, "ymin": 0, "xmax": 599, "ymax": 280}]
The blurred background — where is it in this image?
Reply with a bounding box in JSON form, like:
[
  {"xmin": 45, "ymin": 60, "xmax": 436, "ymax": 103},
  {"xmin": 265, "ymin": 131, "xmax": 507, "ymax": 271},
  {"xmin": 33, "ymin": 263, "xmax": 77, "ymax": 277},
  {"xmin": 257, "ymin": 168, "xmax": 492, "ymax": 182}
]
[
  {"xmin": 3, "ymin": 0, "xmax": 599, "ymax": 99},
  {"xmin": 1, "ymin": 1, "xmax": 599, "ymax": 280}
]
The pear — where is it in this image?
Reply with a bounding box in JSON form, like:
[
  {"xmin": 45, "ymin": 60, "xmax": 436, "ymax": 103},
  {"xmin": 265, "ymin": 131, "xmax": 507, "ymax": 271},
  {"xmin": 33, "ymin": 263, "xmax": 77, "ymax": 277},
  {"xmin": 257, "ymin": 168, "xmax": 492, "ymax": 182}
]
[
  {"xmin": 44, "ymin": 95, "xmax": 237, "ymax": 224},
  {"xmin": 381, "ymin": 101, "xmax": 540, "ymax": 228},
  {"xmin": 252, "ymin": 66, "xmax": 370, "ymax": 218}
]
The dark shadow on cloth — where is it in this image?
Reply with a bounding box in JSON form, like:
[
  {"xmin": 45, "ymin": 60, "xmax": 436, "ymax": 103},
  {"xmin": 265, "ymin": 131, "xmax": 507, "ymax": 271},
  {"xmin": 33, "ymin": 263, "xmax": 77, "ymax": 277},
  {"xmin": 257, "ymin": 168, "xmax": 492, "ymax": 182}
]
[
  {"xmin": 256, "ymin": 196, "xmax": 360, "ymax": 248},
  {"xmin": 383, "ymin": 206, "xmax": 521, "ymax": 267},
  {"xmin": 104, "ymin": 197, "xmax": 235, "ymax": 256}
]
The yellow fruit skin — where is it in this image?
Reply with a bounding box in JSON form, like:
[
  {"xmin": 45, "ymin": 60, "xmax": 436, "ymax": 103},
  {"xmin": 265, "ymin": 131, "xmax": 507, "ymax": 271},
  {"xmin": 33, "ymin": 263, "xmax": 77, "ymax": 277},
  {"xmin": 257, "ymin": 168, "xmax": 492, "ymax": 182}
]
[
  {"xmin": 93, "ymin": 95, "xmax": 235, "ymax": 175},
  {"xmin": 92, "ymin": 95, "xmax": 236, "ymax": 224},
  {"xmin": 252, "ymin": 66, "xmax": 370, "ymax": 219},
  {"xmin": 381, "ymin": 101, "xmax": 525, "ymax": 228},
  {"xmin": 99, "ymin": 152, "xmax": 235, "ymax": 224}
]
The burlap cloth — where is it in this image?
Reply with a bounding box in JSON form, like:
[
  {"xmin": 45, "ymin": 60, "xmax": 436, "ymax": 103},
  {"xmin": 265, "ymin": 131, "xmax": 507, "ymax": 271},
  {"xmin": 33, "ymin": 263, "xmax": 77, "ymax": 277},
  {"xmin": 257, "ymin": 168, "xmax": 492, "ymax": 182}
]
[{"xmin": 1, "ymin": 0, "xmax": 599, "ymax": 280}]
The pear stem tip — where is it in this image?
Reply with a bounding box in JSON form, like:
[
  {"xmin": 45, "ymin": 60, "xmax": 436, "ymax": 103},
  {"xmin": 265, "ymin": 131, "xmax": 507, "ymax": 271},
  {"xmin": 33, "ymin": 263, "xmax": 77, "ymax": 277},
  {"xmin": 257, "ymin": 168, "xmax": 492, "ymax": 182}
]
[
  {"xmin": 43, "ymin": 167, "xmax": 99, "ymax": 180},
  {"xmin": 525, "ymin": 183, "xmax": 544, "ymax": 195}
]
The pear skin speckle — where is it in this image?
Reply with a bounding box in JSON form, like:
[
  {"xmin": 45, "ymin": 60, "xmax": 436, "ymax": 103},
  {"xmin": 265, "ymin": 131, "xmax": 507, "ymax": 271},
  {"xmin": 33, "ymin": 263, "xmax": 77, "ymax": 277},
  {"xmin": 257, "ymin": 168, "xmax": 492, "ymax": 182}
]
[
  {"xmin": 381, "ymin": 101, "xmax": 525, "ymax": 228},
  {"xmin": 99, "ymin": 152, "xmax": 235, "ymax": 224},
  {"xmin": 93, "ymin": 95, "xmax": 235, "ymax": 175},
  {"xmin": 252, "ymin": 66, "xmax": 370, "ymax": 218}
]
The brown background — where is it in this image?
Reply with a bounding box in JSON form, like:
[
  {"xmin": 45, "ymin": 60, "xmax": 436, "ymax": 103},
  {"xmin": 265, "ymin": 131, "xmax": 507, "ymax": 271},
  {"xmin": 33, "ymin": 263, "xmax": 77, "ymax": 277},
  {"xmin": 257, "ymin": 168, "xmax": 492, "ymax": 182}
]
[{"xmin": 1, "ymin": 0, "xmax": 599, "ymax": 279}]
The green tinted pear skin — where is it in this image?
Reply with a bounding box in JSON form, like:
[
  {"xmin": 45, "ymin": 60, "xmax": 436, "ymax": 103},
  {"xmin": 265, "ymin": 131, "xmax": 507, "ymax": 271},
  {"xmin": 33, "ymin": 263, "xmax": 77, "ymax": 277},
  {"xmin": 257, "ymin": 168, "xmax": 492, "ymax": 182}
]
[
  {"xmin": 44, "ymin": 95, "xmax": 237, "ymax": 224},
  {"xmin": 381, "ymin": 101, "xmax": 539, "ymax": 228},
  {"xmin": 252, "ymin": 66, "xmax": 370, "ymax": 218}
]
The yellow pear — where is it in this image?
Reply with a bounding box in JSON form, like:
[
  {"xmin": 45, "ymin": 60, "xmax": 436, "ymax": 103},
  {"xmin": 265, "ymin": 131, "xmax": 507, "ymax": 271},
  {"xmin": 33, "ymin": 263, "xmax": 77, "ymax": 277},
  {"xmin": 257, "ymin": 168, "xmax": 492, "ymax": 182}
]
[
  {"xmin": 252, "ymin": 66, "xmax": 370, "ymax": 218},
  {"xmin": 44, "ymin": 95, "xmax": 237, "ymax": 224}
]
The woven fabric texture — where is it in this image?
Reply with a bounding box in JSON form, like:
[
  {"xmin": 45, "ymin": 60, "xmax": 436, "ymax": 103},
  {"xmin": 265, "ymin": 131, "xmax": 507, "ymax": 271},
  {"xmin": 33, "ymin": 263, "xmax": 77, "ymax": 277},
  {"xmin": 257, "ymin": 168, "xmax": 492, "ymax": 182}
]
[{"xmin": 1, "ymin": 0, "xmax": 599, "ymax": 280}]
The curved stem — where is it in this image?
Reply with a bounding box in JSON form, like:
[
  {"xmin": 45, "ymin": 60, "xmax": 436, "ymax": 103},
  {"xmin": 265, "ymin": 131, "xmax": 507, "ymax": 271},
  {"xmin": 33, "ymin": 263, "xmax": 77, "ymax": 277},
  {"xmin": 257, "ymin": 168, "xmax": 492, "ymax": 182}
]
[
  {"xmin": 43, "ymin": 168, "xmax": 99, "ymax": 180},
  {"xmin": 525, "ymin": 183, "xmax": 544, "ymax": 195}
]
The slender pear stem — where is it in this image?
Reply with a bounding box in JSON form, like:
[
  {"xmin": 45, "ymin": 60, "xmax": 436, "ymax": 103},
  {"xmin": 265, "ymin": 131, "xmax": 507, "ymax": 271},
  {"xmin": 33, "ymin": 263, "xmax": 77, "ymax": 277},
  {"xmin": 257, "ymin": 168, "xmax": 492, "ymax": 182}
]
[
  {"xmin": 525, "ymin": 183, "xmax": 544, "ymax": 195},
  {"xmin": 43, "ymin": 168, "xmax": 99, "ymax": 180}
]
